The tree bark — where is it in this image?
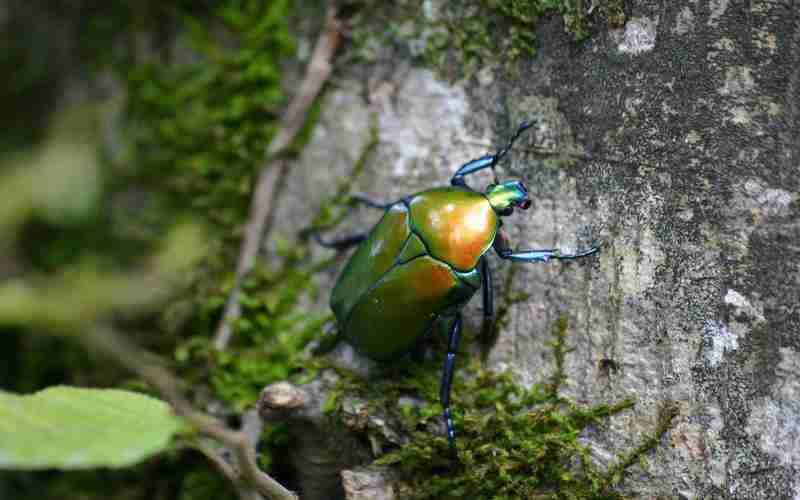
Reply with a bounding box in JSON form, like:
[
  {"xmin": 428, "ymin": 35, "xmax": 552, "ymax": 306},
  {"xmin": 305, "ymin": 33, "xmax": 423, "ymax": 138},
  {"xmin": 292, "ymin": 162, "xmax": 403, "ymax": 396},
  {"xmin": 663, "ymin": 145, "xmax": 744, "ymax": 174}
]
[{"xmin": 270, "ymin": 1, "xmax": 800, "ymax": 498}]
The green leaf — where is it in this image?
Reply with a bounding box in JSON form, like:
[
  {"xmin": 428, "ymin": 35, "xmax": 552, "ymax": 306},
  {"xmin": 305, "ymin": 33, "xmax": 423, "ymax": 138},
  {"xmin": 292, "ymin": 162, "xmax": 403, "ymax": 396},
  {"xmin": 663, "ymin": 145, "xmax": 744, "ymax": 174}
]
[{"xmin": 0, "ymin": 386, "xmax": 184, "ymax": 470}]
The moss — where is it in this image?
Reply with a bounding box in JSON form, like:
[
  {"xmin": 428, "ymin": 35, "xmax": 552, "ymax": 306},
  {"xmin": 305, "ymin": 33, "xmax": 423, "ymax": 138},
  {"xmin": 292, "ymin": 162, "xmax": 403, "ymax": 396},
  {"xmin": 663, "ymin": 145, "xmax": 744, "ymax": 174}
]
[
  {"xmin": 2, "ymin": 1, "xmax": 311, "ymax": 498},
  {"xmin": 603, "ymin": 402, "xmax": 679, "ymax": 487},
  {"xmin": 110, "ymin": 0, "xmax": 330, "ymax": 417},
  {"xmin": 178, "ymin": 468, "xmax": 237, "ymax": 500},
  {"xmin": 323, "ymin": 316, "xmax": 675, "ymax": 499},
  {"xmin": 546, "ymin": 314, "xmax": 572, "ymax": 394},
  {"xmin": 3, "ymin": 1, "xmax": 638, "ymax": 498},
  {"xmin": 174, "ymin": 257, "xmax": 331, "ymax": 412},
  {"xmin": 123, "ymin": 0, "xmax": 295, "ymax": 233},
  {"xmin": 345, "ymin": 1, "xmax": 627, "ymax": 77},
  {"xmin": 166, "ymin": 106, "xmax": 377, "ymax": 482}
]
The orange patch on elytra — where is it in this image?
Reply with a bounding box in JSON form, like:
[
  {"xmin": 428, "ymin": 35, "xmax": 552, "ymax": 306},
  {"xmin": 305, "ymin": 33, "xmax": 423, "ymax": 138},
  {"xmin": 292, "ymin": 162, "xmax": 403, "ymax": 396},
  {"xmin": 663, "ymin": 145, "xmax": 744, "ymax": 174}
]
[{"xmin": 413, "ymin": 263, "xmax": 455, "ymax": 300}]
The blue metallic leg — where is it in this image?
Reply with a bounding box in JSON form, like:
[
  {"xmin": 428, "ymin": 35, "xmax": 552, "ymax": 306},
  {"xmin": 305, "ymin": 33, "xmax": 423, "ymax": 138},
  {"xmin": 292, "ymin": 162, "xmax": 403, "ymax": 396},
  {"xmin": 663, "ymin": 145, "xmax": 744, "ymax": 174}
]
[
  {"xmin": 440, "ymin": 314, "xmax": 462, "ymax": 455},
  {"xmin": 496, "ymin": 245, "xmax": 600, "ymax": 262},
  {"xmin": 450, "ymin": 120, "xmax": 536, "ymax": 188},
  {"xmin": 480, "ymin": 257, "xmax": 495, "ymax": 342}
]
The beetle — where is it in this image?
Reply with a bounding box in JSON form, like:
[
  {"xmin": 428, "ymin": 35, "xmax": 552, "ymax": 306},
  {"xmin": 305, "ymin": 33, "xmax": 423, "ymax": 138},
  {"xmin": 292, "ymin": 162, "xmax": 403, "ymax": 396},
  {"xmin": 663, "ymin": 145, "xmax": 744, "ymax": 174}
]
[{"xmin": 315, "ymin": 121, "xmax": 599, "ymax": 451}]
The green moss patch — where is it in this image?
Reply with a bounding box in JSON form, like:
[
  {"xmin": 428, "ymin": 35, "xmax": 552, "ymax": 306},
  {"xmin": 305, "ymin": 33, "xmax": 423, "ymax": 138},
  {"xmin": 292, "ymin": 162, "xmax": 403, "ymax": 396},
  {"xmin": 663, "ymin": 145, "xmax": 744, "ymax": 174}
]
[
  {"xmin": 324, "ymin": 316, "xmax": 677, "ymax": 499},
  {"xmin": 124, "ymin": 0, "xmax": 295, "ymax": 231},
  {"xmin": 347, "ymin": 0, "xmax": 627, "ymax": 76}
]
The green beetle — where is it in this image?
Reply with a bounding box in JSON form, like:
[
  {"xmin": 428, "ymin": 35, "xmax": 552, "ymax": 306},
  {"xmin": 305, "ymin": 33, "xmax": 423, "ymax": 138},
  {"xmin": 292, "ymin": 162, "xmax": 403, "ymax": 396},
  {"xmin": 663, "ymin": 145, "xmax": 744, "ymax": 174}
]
[{"xmin": 316, "ymin": 121, "xmax": 599, "ymax": 451}]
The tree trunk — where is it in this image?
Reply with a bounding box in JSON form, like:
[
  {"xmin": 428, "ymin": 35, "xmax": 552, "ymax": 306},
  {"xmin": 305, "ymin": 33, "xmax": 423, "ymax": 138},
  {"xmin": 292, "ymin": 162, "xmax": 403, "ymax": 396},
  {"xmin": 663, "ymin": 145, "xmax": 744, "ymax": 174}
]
[{"xmin": 269, "ymin": 1, "xmax": 800, "ymax": 498}]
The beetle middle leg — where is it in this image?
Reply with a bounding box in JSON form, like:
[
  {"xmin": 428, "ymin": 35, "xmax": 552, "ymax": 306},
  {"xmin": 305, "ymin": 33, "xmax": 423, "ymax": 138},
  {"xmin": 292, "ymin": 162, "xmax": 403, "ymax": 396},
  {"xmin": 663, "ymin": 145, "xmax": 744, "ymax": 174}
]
[
  {"xmin": 350, "ymin": 193, "xmax": 395, "ymax": 210},
  {"xmin": 312, "ymin": 194, "xmax": 395, "ymax": 250},
  {"xmin": 440, "ymin": 313, "xmax": 463, "ymax": 455},
  {"xmin": 450, "ymin": 120, "xmax": 536, "ymax": 189},
  {"xmin": 493, "ymin": 228, "xmax": 600, "ymax": 262}
]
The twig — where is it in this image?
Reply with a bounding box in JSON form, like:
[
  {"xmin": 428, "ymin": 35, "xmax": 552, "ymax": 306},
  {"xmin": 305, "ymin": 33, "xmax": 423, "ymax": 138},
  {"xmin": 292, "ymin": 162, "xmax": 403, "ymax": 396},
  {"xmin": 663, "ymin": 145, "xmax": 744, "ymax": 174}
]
[
  {"xmin": 84, "ymin": 326, "xmax": 298, "ymax": 500},
  {"xmin": 213, "ymin": 2, "xmax": 342, "ymax": 350},
  {"xmin": 192, "ymin": 439, "xmax": 263, "ymax": 500}
]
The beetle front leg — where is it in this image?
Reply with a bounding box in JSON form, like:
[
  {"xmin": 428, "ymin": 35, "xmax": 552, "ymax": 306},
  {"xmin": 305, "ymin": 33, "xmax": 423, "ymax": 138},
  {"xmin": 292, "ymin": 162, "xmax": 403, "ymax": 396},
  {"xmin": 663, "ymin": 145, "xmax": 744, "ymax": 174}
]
[
  {"xmin": 450, "ymin": 155, "xmax": 495, "ymax": 189},
  {"xmin": 440, "ymin": 314, "xmax": 462, "ymax": 455},
  {"xmin": 450, "ymin": 120, "xmax": 536, "ymax": 189},
  {"xmin": 493, "ymin": 228, "xmax": 600, "ymax": 262},
  {"xmin": 496, "ymin": 247, "xmax": 600, "ymax": 262}
]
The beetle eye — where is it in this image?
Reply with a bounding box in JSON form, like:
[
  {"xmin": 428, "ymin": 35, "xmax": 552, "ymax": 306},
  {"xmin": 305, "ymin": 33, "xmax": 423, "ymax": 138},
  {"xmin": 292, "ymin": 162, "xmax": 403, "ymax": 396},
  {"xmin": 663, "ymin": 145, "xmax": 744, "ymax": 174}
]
[
  {"xmin": 500, "ymin": 207, "xmax": 514, "ymax": 216},
  {"xmin": 519, "ymin": 199, "xmax": 531, "ymax": 210}
]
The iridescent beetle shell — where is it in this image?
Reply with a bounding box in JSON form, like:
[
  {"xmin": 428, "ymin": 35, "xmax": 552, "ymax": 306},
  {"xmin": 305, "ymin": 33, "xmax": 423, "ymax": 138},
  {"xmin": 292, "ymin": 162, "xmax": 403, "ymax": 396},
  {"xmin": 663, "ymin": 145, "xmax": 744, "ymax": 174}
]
[
  {"xmin": 331, "ymin": 185, "xmax": 517, "ymax": 360},
  {"xmin": 324, "ymin": 121, "xmax": 602, "ymax": 452}
]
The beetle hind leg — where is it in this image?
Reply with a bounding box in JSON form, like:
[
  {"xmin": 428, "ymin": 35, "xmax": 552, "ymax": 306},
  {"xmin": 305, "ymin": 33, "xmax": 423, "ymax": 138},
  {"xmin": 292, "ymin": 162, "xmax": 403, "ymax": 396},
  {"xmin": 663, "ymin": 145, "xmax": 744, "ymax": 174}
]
[
  {"xmin": 479, "ymin": 257, "xmax": 495, "ymax": 344},
  {"xmin": 440, "ymin": 314, "xmax": 463, "ymax": 456},
  {"xmin": 313, "ymin": 231, "xmax": 368, "ymax": 250}
]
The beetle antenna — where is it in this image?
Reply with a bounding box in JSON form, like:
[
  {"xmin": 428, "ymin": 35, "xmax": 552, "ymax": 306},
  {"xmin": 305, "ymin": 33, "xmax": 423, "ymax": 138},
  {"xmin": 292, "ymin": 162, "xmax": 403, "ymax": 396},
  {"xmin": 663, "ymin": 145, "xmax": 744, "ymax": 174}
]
[{"xmin": 491, "ymin": 120, "xmax": 537, "ymax": 169}]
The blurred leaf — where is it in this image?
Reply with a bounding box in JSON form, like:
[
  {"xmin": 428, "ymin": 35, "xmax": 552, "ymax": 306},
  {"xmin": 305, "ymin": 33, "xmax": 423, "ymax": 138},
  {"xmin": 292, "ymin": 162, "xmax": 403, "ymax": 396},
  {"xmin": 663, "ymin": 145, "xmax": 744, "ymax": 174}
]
[
  {"xmin": 0, "ymin": 386, "xmax": 183, "ymax": 470},
  {"xmin": 0, "ymin": 223, "xmax": 206, "ymax": 333},
  {"xmin": 0, "ymin": 106, "xmax": 102, "ymax": 237}
]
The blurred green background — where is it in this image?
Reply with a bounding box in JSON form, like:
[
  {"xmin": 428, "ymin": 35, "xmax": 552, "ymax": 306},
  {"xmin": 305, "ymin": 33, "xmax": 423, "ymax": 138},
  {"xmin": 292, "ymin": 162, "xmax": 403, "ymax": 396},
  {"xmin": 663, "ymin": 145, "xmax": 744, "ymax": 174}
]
[{"xmin": 0, "ymin": 1, "xmax": 317, "ymax": 498}]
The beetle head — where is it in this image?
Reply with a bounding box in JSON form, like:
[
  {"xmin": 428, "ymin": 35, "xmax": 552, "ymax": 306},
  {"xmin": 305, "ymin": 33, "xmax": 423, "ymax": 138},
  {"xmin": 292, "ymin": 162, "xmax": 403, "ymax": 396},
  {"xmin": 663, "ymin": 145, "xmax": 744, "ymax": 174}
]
[{"xmin": 486, "ymin": 181, "xmax": 531, "ymax": 216}]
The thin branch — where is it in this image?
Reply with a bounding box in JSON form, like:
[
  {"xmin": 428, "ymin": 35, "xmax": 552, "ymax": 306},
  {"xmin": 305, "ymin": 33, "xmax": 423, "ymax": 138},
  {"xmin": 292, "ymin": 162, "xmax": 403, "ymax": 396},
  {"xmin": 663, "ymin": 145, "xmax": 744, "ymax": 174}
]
[
  {"xmin": 84, "ymin": 326, "xmax": 298, "ymax": 500},
  {"xmin": 214, "ymin": 2, "xmax": 342, "ymax": 350},
  {"xmin": 191, "ymin": 439, "xmax": 265, "ymax": 500},
  {"xmin": 190, "ymin": 439, "xmax": 247, "ymax": 492}
]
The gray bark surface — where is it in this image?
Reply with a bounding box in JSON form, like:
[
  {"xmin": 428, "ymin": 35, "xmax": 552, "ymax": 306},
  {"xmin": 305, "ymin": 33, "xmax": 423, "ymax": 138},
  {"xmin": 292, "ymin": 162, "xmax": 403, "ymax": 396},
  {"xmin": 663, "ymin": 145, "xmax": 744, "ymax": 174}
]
[{"xmin": 270, "ymin": 1, "xmax": 800, "ymax": 498}]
